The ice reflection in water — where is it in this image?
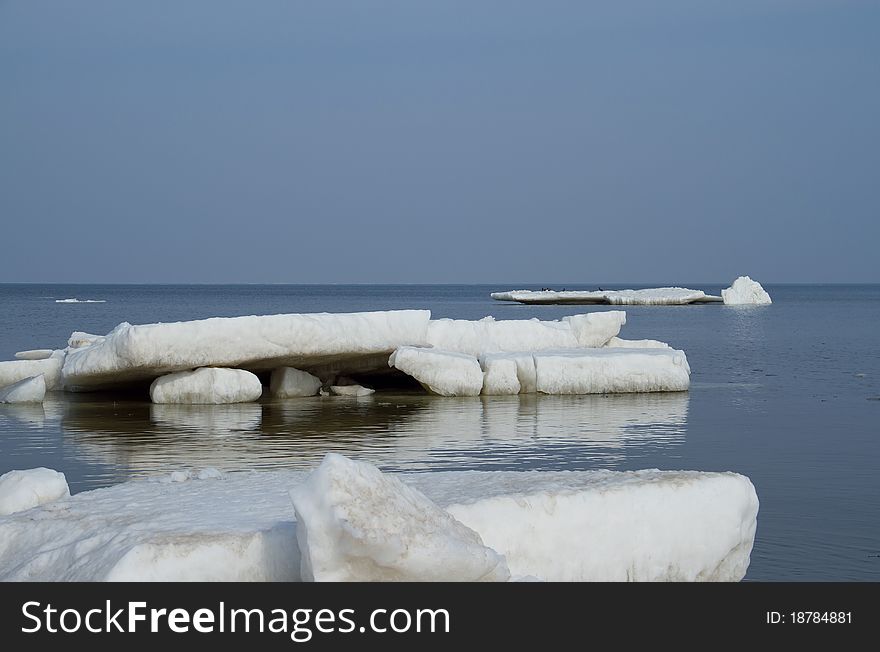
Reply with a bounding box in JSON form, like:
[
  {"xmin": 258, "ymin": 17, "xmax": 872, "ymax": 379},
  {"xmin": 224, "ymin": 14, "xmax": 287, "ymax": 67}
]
[{"xmin": 50, "ymin": 392, "xmax": 689, "ymax": 479}]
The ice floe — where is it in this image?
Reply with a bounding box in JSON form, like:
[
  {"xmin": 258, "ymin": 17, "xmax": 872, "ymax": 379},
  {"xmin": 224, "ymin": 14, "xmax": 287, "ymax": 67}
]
[
  {"xmin": 0, "ymin": 375, "xmax": 46, "ymax": 404},
  {"xmin": 0, "ymin": 468, "xmax": 70, "ymax": 516},
  {"xmin": 492, "ymin": 288, "xmax": 722, "ymax": 305},
  {"xmin": 389, "ymin": 347, "xmax": 484, "ymax": 397},
  {"xmin": 722, "ymin": 276, "xmax": 772, "ymax": 305},
  {"xmin": 55, "ymin": 298, "xmax": 106, "ymax": 303},
  {"xmin": 329, "ymin": 383, "xmax": 375, "ymax": 397},
  {"xmin": 269, "ymin": 367, "xmax": 322, "ymax": 398},
  {"xmin": 149, "ymin": 368, "xmax": 263, "ymax": 404},
  {"xmin": 0, "ymin": 456, "xmax": 758, "ymax": 581},
  {"xmin": 14, "ymin": 350, "xmax": 53, "ymax": 361},
  {"xmin": 67, "ymin": 332, "xmax": 104, "ymax": 349},
  {"xmin": 0, "ymin": 351, "xmax": 64, "ymax": 391},
  {"xmin": 291, "ymin": 454, "xmax": 510, "ymax": 581},
  {"xmin": 62, "ymin": 310, "xmax": 430, "ymax": 390}
]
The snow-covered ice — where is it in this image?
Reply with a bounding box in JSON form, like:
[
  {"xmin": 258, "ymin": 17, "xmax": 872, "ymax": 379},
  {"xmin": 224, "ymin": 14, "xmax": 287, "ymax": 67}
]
[
  {"xmin": 14, "ymin": 350, "xmax": 53, "ymax": 361},
  {"xmin": 149, "ymin": 368, "xmax": 263, "ymax": 404},
  {"xmin": 269, "ymin": 367, "xmax": 322, "ymax": 398},
  {"xmin": 291, "ymin": 454, "xmax": 510, "ymax": 581},
  {"xmin": 62, "ymin": 310, "xmax": 431, "ymax": 390},
  {"xmin": 0, "ymin": 457, "xmax": 757, "ymax": 581},
  {"xmin": 55, "ymin": 298, "xmax": 106, "ymax": 303},
  {"xmin": 329, "ymin": 384, "xmax": 375, "ymax": 397},
  {"xmin": 478, "ymin": 347, "xmax": 689, "ymax": 395},
  {"xmin": 389, "ymin": 347, "xmax": 484, "ymax": 397},
  {"xmin": 0, "ymin": 375, "xmax": 46, "ymax": 404},
  {"xmin": 425, "ymin": 313, "xmax": 624, "ymax": 358},
  {"xmin": 67, "ymin": 332, "xmax": 104, "ymax": 349},
  {"xmin": 603, "ymin": 337, "xmax": 671, "ymax": 349},
  {"xmin": 0, "ymin": 468, "xmax": 69, "ymax": 516},
  {"xmin": 722, "ymin": 276, "xmax": 772, "ymax": 305},
  {"xmin": 491, "ymin": 288, "xmax": 723, "ymax": 305},
  {"xmin": 0, "ymin": 351, "xmax": 64, "ymax": 390},
  {"xmin": 535, "ymin": 348, "xmax": 690, "ymax": 394}
]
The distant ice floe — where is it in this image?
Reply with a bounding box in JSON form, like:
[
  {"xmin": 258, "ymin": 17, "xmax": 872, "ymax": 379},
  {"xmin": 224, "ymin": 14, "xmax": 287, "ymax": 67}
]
[
  {"xmin": 0, "ymin": 455, "xmax": 759, "ymax": 581},
  {"xmin": 55, "ymin": 298, "xmax": 106, "ymax": 303},
  {"xmin": 491, "ymin": 288, "xmax": 722, "ymax": 305},
  {"xmin": 721, "ymin": 276, "xmax": 772, "ymax": 305}
]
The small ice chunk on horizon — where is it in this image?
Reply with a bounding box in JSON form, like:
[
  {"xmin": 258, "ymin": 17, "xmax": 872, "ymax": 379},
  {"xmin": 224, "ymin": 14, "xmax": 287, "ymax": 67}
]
[{"xmin": 722, "ymin": 276, "xmax": 772, "ymax": 305}]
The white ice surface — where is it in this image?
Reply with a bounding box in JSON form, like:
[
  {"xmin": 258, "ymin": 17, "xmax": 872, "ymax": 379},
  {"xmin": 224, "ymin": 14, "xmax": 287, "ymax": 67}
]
[
  {"xmin": 603, "ymin": 337, "xmax": 672, "ymax": 349},
  {"xmin": 0, "ymin": 375, "xmax": 46, "ymax": 404},
  {"xmin": 291, "ymin": 454, "xmax": 509, "ymax": 581},
  {"xmin": 0, "ymin": 468, "xmax": 70, "ymax": 516},
  {"xmin": 67, "ymin": 332, "xmax": 104, "ymax": 349},
  {"xmin": 425, "ymin": 312, "xmax": 623, "ymax": 357},
  {"xmin": 479, "ymin": 347, "xmax": 689, "ymax": 395},
  {"xmin": 329, "ymin": 384, "xmax": 374, "ymax": 397},
  {"xmin": 722, "ymin": 276, "xmax": 772, "ymax": 305},
  {"xmin": 62, "ymin": 310, "xmax": 431, "ymax": 390},
  {"xmin": 0, "ymin": 351, "xmax": 64, "ymax": 390},
  {"xmin": 55, "ymin": 298, "xmax": 106, "ymax": 303},
  {"xmin": 535, "ymin": 348, "xmax": 690, "ymax": 394},
  {"xmin": 0, "ymin": 461, "xmax": 757, "ymax": 581},
  {"xmin": 492, "ymin": 288, "xmax": 721, "ymax": 305},
  {"xmin": 269, "ymin": 367, "xmax": 322, "ymax": 398},
  {"xmin": 389, "ymin": 347, "xmax": 484, "ymax": 397},
  {"xmin": 149, "ymin": 368, "xmax": 263, "ymax": 404},
  {"xmin": 14, "ymin": 350, "xmax": 53, "ymax": 361}
]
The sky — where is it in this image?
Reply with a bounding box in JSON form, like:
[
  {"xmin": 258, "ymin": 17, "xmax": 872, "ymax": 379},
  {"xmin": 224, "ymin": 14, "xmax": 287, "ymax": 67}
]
[{"xmin": 1, "ymin": 1, "xmax": 878, "ymax": 284}]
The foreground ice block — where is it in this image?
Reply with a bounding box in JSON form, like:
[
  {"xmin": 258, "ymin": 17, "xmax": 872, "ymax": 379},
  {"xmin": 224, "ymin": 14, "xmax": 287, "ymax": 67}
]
[
  {"xmin": 269, "ymin": 367, "xmax": 322, "ymax": 398},
  {"xmin": 149, "ymin": 368, "xmax": 263, "ymax": 404},
  {"xmin": 0, "ymin": 351, "xmax": 64, "ymax": 390},
  {"xmin": 425, "ymin": 312, "xmax": 624, "ymax": 357},
  {"xmin": 535, "ymin": 348, "xmax": 690, "ymax": 394},
  {"xmin": 62, "ymin": 310, "xmax": 431, "ymax": 390},
  {"xmin": 389, "ymin": 347, "xmax": 484, "ymax": 397},
  {"xmin": 722, "ymin": 276, "xmax": 772, "ymax": 305},
  {"xmin": 0, "ymin": 468, "xmax": 70, "ymax": 516},
  {"xmin": 0, "ymin": 460, "xmax": 758, "ymax": 581},
  {"xmin": 291, "ymin": 454, "xmax": 510, "ymax": 581},
  {"xmin": 0, "ymin": 375, "xmax": 47, "ymax": 404}
]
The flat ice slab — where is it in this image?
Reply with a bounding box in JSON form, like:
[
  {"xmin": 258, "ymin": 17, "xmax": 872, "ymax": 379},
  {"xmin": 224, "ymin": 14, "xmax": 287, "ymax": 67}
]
[
  {"xmin": 14, "ymin": 350, "xmax": 53, "ymax": 361},
  {"xmin": 62, "ymin": 310, "xmax": 431, "ymax": 390},
  {"xmin": 149, "ymin": 368, "xmax": 263, "ymax": 404},
  {"xmin": 491, "ymin": 288, "xmax": 723, "ymax": 305},
  {"xmin": 0, "ymin": 468, "xmax": 70, "ymax": 516},
  {"xmin": 425, "ymin": 312, "xmax": 625, "ymax": 357},
  {"xmin": 0, "ymin": 352, "xmax": 64, "ymax": 390},
  {"xmin": 478, "ymin": 347, "xmax": 690, "ymax": 395},
  {"xmin": 389, "ymin": 347, "xmax": 484, "ymax": 396},
  {"xmin": 0, "ymin": 375, "xmax": 47, "ymax": 404},
  {"xmin": 722, "ymin": 276, "xmax": 772, "ymax": 305},
  {"xmin": 0, "ymin": 461, "xmax": 758, "ymax": 581}
]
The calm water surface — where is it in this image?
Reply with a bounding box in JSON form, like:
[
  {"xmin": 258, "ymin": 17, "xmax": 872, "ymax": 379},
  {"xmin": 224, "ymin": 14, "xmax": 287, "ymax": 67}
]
[{"xmin": 1, "ymin": 283, "xmax": 878, "ymax": 580}]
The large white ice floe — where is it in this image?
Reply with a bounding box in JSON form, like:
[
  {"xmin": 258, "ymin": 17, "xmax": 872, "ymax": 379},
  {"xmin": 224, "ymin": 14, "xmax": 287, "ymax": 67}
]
[
  {"xmin": 0, "ymin": 457, "xmax": 758, "ymax": 581},
  {"xmin": 0, "ymin": 468, "xmax": 70, "ymax": 516},
  {"xmin": 0, "ymin": 351, "xmax": 65, "ymax": 390},
  {"xmin": 291, "ymin": 454, "xmax": 510, "ymax": 581},
  {"xmin": 722, "ymin": 276, "xmax": 772, "ymax": 305},
  {"xmin": 491, "ymin": 288, "xmax": 722, "ymax": 305},
  {"xmin": 149, "ymin": 368, "xmax": 263, "ymax": 404},
  {"xmin": 425, "ymin": 312, "xmax": 625, "ymax": 357},
  {"xmin": 62, "ymin": 310, "xmax": 431, "ymax": 390},
  {"xmin": 269, "ymin": 367, "xmax": 322, "ymax": 398},
  {"xmin": 478, "ymin": 347, "xmax": 690, "ymax": 395},
  {"xmin": 0, "ymin": 375, "xmax": 47, "ymax": 404},
  {"xmin": 389, "ymin": 347, "xmax": 484, "ymax": 397}
]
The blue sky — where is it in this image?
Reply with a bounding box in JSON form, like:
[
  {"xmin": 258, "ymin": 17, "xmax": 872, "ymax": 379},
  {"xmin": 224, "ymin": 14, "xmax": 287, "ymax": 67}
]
[{"xmin": 1, "ymin": 1, "xmax": 878, "ymax": 283}]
